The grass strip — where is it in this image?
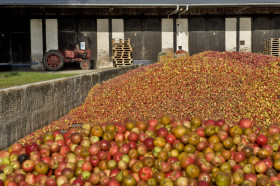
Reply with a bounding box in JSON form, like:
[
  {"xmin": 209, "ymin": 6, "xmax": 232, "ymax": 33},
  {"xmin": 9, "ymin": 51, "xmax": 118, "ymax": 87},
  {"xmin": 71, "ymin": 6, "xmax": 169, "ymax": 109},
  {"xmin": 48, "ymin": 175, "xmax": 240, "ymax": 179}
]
[{"xmin": 0, "ymin": 72, "xmax": 77, "ymax": 89}]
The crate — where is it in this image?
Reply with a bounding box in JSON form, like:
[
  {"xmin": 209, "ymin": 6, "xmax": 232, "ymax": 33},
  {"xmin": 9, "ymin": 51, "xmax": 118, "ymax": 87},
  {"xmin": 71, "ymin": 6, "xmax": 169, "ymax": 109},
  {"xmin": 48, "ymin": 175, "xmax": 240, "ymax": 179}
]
[
  {"xmin": 112, "ymin": 38, "xmax": 133, "ymax": 67},
  {"xmin": 114, "ymin": 59, "xmax": 133, "ymax": 67},
  {"xmin": 113, "ymin": 46, "xmax": 133, "ymax": 51},
  {"xmin": 112, "ymin": 38, "xmax": 131, "ymax": 45},
  {"xmin": 113, "ymin": 51, "xmax": 131, "ymax": 57},
  {"xmin": 263, "ymin": 38, "xmax": 280, "ymax": 56}
]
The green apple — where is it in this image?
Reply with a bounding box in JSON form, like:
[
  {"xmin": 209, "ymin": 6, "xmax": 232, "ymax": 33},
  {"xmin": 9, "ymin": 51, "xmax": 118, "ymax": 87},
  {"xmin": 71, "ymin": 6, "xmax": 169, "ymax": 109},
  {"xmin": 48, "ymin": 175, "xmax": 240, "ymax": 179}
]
[
  {"xmin": 3, "ymin": 165, "xmax": 14, "ymax": 175},
  {"xmin": 0, "ymin": 173, "xmax": 6, "ymax": 181},
  {"xmin": 82, "ymin": 171, "xmax": 91, "ymax": 180},
  {"xmin": 3, "ymin": 156, "xmax": 10, "ymax": 165}
]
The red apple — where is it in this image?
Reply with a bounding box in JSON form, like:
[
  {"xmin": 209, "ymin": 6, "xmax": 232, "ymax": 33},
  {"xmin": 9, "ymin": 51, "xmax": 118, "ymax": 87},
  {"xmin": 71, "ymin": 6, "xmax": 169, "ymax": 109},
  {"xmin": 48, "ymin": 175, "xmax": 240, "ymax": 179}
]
[
  {"xmin": 72, "ymin": 177, "xmax": 85, "ymax": 186},
  {"xmin": 60, "ymin": 146, "xmax": 70, "ymax": 157},
  {"xmin": 244, "ymin": 173, "xmax": 257, "ymax": 184},
  {"xmin": 128, "ymin": 141, "xmax": 137, "ymax": 149},
  {"xmin": 234, "ymin": 152, "xmax": 246, "ymax": 163},
  {"xmin": 204, "ymin": 119, "xmax": 216, "ymax": 126},
  {"xmin": 255, "ymin": 160, "xmax": 267, "ymax": 174},
  {"xmin": 119, "ymin": 144, "xmax": 131, "ymax": 155},
  {"xmin": 138, "ymin": 167, "xmax": 153, "ymax": 181},
  {"xmin": 238, "ymin": 118, "xmax": 252, "ymax": 129},
  {"xmin": 89, "ymin": 155, "xmax": 99, "ymax": 167},
  {"xmin": 196, "ymin": 127, "xmax": 205, "ymax": 137},
  {"xmin": 9, "ymin": 143, "xmax": 23, "ymax": 153},
  {"xmin": 157, "ymin": 127, "xmax": 169, "ymax": 138},
  {"xmin": 232, "ymin": 164, "xmax": 242, "ymax": 172},
  {"xmin": 81, "ymin": 162, "xmax": 92, "ymax": 172},
  {"xmin": 263, "ymin": 158, "xmax": 273, "ymax": 168},
  {"xmin": 14, "ymin": 173, "xmax": 26, "ymax": 183},
  {"xmin": 70, "ymin": 133, "xmax": 82, "ymax": 144},
  {"xmin": 116, "ymin": 124, "xmax": 126, "ymax": 133},
  {"xmin": 218, "ymin": 130, "xmax": 228, "ymax": 141},
  {"xmin": 268, "ymin": 124, "xmax": 280, "ymax": 135},
  {"xmin": 22, "ymin": 160, "xmax": 35, "ymax": 173},
  {"xmin": 88, "ymin": 173, "xmax": 99, "ymax": 185},
  {"xmin": 215, "ymin": 119, "xmax": 226, "ymax": 127},
  {"xmin": 256, "ymin": 134, "xmax": 268, "ymax": 146},
  {"xmin": 114, "ymin": 133, "xmax": 124, "ymax": 142},
  {"xmin": 25, "ymin": 173, "xmax": 36, "ymax": 185},
  {"xmin": 56, "ymin": 175, "xmax": 68, "ymax": 186},
  {"xmin": 99, "ymin": 140, "xmax": 110, "ymax": 151},
  {"xmin": 109, "ymin": 146, "xmax": 119, "ymax": 156},
  {"xmin": 29, "ymin": 151, "xmax": 41, "ymax": 161},
  {"xmin": 89, "ymin": 144, "xmax": 100, "ymax": 156},
  {"xmin": 127, "ymin": 132, "xmax": 139, "ymax": 142},
  {"xmin": 50, "ymin": 142, "xmax": 60, "ymax": 153},
  {"xmin": 147, "ymin": 119, "xmax": 158, "ymax": 127},
  {"xmin": 40, "ymin": 148, "xmax": 50, "ymax": 157},
  {"xmin": 165, "ymin": 134, "xmax": 176, "ymax": 144},
  {"xmin": 45, "ymin": 176, "xmax": 56, "ymax": 186},
  {"xmin": 41, "ymin": 156, "xmax": 51, "ymax": 165},
  {"xmin": 36, "ymin": 174, "xmax": 48, "ymax": 185},
  {"xmin": 108, "ymin": 180, "xmax": 120, "ymax": 186},
  {"xmin": 61, "ymin": 168, "xmax": 74, "ymax": 179}
]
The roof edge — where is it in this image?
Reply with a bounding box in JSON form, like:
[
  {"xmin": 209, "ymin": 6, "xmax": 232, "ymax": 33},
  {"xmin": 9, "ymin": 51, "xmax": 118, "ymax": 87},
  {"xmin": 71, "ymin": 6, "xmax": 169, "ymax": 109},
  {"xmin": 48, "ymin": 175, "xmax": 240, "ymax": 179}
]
[{"xmin": 1, "ymin": 3, "xmax": 280, "ymax": 7}]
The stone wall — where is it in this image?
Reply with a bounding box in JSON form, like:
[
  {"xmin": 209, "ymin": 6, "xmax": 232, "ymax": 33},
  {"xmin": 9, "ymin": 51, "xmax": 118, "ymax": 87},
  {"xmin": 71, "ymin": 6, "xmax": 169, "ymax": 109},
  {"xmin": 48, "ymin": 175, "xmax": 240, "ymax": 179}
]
[{"xmin": 0, "ymin": 65, "xmax": 139, "ymax": 149}]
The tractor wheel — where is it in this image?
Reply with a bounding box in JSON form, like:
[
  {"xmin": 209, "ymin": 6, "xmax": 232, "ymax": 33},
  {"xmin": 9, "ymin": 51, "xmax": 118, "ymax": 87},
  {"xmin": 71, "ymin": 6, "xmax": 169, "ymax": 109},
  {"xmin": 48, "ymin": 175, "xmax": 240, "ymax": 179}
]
[
  {"xmin": 43, "ymin": 50, "xmax": 65, "ymax": 71},
  {"xmin": 80, "ymin": 60, "xmax": 92, "ymax": 70}
]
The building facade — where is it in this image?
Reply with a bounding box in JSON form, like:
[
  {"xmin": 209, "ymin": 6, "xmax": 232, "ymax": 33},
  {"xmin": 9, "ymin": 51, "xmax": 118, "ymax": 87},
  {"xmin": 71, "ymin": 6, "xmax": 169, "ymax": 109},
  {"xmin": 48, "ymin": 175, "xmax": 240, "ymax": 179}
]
[{"xmin": 0, "ymin": 0, "xmax": 280, "ymax": 69}]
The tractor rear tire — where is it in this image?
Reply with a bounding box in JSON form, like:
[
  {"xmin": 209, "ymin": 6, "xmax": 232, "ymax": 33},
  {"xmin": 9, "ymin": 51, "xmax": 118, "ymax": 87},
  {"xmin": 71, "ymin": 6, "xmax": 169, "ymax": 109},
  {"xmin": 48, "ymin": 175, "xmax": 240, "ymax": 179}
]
[
  {"xmin": 43, "ymin": 50, "xmax": 65, "ymax": 71},
  {"xmin": 80, "ymin": 60, "xmax": 92, "ymax": 70}
]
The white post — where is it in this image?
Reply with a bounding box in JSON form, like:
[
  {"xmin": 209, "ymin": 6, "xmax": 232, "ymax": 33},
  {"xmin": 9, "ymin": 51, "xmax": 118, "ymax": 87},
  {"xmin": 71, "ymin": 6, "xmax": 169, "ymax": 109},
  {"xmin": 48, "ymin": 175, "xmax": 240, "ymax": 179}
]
[
  {"xmin": 225, "ymin": 18, "xmax": 237, "ymax": 52},
  {"xmin": 46, "ymin": 19, "xmax": 58, "ymax": 51},
  {"xmin": 112, "ymin": 19, "xmax": 124, "ymax": 39},
  {"xmin": 176, "ymin": 18, "xmax": 189, "ymax": 52},
  {"xmin": 30, "ymin": 19, "xmax": 43, "ymax": 70},
  {"xmin": 161, "ymin": 18, "xmax": 174, "ymax": 52},
  {"xmin": 240, "ymin": 17, "xmax": 252, "ymax": 52},
  {"xmin": 97, "ymin": 19, "xmax": 111, "ymax": 68}
]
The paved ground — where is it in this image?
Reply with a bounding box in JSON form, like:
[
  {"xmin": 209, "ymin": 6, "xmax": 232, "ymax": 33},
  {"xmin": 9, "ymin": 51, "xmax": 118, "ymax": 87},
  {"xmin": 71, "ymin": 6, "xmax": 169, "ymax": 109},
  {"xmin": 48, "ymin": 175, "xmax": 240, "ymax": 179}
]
[
  {"xmin": 0, "ymin": 63, "xmax": 114, "ymax": 74},
  {"xmin": 42, "ymin": 67, "xmax": 113, "ymax": 74}
]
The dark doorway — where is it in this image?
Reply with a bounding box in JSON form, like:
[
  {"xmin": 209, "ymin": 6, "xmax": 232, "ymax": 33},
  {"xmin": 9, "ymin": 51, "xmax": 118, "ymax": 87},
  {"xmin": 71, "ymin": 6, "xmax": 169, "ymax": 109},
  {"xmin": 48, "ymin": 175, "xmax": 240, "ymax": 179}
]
[
  {"xmin": 124, "ymin": 18, "xmax": 161, "ymax": 63},
  {"xmin": 58, "ymin": 18, "xmax": 97, "ymax": 67},
  {"xmin": 189, "ymin": 16, "xmax": 225, "ymax": 55},
  {"xmin": 0, "ymin": 32, "xmax": 10, "ymax": 63},
  {"xmin": 252, "ymin": 15, "xmax": 280, "ymax": 53},
  {"xmin": 0, "ymin": 18, "xmax": 30, "ymax": 64}
]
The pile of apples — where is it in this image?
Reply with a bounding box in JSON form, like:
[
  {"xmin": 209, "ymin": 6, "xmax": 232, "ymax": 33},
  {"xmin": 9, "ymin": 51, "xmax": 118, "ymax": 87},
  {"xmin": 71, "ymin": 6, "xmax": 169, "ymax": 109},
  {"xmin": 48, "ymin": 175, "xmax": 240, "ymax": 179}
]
[
  {"xmin": 3, "ymin": 116, "xmax": 280, "ymax": 185},
  {"xmin": 18, "ymin": 51, "xmax": 280, "ymax": 145}
]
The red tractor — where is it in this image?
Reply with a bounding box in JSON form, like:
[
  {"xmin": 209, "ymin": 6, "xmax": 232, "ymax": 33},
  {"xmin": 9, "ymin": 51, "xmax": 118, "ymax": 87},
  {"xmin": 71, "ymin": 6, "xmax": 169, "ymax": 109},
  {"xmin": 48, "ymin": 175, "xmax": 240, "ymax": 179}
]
[{"xmin": 43, "ymin": 49, "xmax": 92, "ymax": 71}]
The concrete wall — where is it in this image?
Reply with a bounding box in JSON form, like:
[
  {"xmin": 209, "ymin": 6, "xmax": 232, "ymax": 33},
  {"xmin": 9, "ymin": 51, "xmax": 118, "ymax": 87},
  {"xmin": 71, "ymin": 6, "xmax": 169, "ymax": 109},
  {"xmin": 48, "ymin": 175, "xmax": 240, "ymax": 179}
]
[
  {"xmin": 30, "ymin": 19, "xmax": 43, "ymax": 70},
  {"xmin": 225, "ymin": 18, "xmax": 237, "ymax": 52},
  {"xmin": 176, "ymin": 18, "xmax": 189, "ymax": 52},
  {"xmin": 161, "ymin": 18, "xmax": 173, "ymax": 51},
  {"xmin": 240, "ymin": 17, "xmax": 252, "ymax": 52},
  {"xmin": 0, "ymin": 65, "xmax": 139, "ymax": 149},
  {"xmin": 97, "ymin": 19, "xmax": 112, "ymax": 68}
]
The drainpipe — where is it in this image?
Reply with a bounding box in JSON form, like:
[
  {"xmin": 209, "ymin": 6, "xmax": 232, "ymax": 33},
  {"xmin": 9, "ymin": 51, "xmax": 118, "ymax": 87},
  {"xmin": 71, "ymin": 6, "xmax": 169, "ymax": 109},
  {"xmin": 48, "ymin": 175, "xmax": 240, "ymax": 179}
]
[
  {"xmin": 178, "ymin": 5, "xmax": 189, "ymax": 15},
  {"xmin": 168, "ymin": 4, "xmax": 179, "ymax": 17}
]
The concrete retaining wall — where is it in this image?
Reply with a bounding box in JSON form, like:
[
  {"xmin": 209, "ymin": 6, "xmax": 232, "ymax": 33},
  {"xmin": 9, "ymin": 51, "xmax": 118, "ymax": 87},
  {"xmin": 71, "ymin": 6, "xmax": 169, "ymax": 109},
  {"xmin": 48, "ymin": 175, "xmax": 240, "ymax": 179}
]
[{"xmin": 0, "ymin": 65, "xmax": 139, "ymax": 149}]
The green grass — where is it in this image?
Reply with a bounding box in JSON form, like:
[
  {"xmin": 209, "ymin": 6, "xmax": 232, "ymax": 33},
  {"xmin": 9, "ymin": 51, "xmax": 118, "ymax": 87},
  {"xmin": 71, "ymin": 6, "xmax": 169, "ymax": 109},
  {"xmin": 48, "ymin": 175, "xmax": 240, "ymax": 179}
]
[{"xmin": 0, "ymin": 72, "xmax": 77, "ymax": 89}]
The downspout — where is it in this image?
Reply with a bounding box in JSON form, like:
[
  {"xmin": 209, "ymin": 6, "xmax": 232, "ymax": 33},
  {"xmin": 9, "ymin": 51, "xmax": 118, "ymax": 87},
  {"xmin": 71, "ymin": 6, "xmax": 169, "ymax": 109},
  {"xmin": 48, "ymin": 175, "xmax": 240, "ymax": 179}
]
[
  {"xmin": 178, "ymin": 5, "xmax": 189, "ymax": 16},
  {"xmin": 168, "ymin": 4, "xmax": 179, "ymax": 18}
]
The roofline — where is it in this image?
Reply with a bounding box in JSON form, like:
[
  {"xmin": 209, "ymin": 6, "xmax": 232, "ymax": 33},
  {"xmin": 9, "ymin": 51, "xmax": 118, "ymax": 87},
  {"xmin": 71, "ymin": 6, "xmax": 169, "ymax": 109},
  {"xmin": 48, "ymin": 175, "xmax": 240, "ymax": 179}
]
[{"xmin": 1, "ymin": 3, "xmax": 280, "ymax": 7}]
